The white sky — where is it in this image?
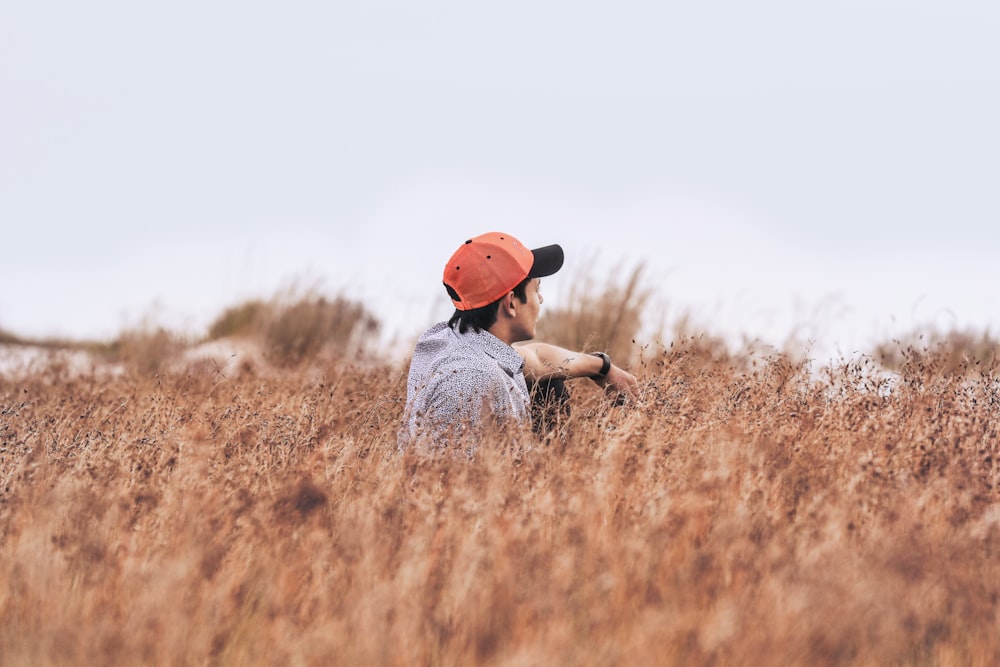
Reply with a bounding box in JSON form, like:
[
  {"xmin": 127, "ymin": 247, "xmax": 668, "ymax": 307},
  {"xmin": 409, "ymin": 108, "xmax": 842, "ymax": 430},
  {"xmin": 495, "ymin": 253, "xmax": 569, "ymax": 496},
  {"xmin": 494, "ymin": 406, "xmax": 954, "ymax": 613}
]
[{"xmin": 2, "ymin": 1, "xmax": 998, "ymax": 362}]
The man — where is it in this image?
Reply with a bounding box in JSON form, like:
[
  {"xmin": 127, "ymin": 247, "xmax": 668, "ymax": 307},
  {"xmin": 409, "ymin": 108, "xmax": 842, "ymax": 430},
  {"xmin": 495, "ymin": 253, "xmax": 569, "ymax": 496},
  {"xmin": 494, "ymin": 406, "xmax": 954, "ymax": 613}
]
[{"xmin": 399, "ymin": 231, "xmax": 639, "ymax": 451}]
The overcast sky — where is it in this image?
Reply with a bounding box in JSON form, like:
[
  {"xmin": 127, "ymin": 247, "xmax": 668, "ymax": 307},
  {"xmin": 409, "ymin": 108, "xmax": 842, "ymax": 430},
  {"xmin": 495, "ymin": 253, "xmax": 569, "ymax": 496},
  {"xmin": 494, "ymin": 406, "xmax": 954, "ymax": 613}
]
[{"xmin": 2, "ymin": 1, "xmax": 997, "ymax": 361}]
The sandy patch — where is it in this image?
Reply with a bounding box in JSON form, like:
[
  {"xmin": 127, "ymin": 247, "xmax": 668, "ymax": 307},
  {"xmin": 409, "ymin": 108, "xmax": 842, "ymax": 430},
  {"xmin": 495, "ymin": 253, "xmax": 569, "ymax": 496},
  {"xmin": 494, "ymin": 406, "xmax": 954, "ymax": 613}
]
[
  {"xmin": 0, "ymin": 344, "xmax": 103, "ymax": 378},
  {"xmin": 174, "ymin": 338, "xmax": 268, "ymax": 376}
]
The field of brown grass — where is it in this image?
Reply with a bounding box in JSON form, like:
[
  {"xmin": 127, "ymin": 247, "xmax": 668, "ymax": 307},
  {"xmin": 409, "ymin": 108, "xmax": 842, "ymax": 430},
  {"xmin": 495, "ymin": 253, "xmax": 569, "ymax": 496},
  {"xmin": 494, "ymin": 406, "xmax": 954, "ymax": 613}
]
[{"xmin": 2, "ymin": 290, "xmax": 1000, "ymax": 665}]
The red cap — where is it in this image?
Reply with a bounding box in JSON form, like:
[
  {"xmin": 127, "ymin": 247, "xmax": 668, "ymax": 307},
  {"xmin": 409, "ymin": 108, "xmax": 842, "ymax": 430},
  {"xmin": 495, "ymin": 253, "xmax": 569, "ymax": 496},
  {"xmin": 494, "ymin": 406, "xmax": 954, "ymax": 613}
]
[{"xmin": 442, "ymin": 232, "xmax": 564, "ymax": 311}]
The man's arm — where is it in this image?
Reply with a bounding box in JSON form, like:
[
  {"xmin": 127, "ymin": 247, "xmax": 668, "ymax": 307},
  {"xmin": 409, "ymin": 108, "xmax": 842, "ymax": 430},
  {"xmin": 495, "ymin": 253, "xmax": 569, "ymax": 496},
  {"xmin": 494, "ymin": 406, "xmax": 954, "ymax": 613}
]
[{"xmin": 516, "ymin": 342, "xmax": 640, "ymax": 399}]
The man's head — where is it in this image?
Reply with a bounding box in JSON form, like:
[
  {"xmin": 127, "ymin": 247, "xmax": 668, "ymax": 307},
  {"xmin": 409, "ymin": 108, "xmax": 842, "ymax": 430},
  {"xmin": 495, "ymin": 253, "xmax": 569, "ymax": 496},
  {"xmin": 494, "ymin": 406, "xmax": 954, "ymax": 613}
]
[{"xmin": 443, "ymin": 232, "xmax": 564, "ymax": 340}]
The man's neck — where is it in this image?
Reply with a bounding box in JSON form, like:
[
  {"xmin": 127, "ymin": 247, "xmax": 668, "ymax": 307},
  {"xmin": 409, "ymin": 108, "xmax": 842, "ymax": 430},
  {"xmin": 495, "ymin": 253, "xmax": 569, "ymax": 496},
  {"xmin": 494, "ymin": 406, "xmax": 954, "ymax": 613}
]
[{"xmin": 486, "ymin": 323, "xmax": 517, "ymax": 347}]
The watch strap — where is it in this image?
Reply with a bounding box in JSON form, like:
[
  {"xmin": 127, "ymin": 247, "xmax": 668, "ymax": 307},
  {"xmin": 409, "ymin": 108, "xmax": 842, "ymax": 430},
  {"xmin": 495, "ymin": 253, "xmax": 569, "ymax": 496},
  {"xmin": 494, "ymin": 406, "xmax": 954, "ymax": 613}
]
[{"xmin": 590, "ymin": 351, "xmax": 611, "ymax": 379}]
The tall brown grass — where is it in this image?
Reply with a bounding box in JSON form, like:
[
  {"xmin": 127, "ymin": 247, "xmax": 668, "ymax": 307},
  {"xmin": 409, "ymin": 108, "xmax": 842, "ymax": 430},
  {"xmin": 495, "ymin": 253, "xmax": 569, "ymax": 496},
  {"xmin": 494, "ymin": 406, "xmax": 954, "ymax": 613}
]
[
  {"xmin": 2, "ymin": 279, "xmax": 999, "ymax": 666},
  {"xmin": 876, "ymin": 327, "xmax": 1000, "ymax": 377},
  {"xmin": 535, "ymin": 259, "xmax": 652, "ymax": 365}
]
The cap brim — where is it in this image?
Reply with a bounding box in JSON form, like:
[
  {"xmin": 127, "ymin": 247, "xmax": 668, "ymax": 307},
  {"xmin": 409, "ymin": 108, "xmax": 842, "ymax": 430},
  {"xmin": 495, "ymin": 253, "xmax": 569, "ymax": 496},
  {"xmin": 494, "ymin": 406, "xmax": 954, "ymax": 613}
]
[{"xmin": 528, "ymin": 244, "xmax": 564, "ymax": 278}]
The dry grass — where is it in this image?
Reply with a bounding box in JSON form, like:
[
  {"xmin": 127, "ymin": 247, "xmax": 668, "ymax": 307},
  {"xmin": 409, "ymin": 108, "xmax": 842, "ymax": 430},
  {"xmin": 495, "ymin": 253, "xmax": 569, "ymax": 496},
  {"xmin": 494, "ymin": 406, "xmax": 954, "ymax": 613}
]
[
  {"xmin": 2, "ymin": 333, "xmax": 999, "ymax": 666},
  {"xmin": 2, "ymin": 275, "xmax": 1000, "ymax": 666}
]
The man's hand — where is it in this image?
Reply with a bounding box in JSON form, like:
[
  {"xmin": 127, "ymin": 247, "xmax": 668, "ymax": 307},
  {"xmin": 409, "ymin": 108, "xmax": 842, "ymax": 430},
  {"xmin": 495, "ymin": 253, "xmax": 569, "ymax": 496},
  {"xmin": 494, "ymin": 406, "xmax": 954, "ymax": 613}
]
[{"xmin": 596, "ymin": 364, "xmax": 640, "ymax": 401}]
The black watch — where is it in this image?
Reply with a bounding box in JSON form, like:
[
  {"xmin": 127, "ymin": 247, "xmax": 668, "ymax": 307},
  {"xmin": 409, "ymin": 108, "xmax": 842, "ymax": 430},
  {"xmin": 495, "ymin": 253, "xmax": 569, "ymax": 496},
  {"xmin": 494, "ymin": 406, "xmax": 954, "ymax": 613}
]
[{"xmin": 590, "ymin": 351, "xmax": 611, "ymax": 379}]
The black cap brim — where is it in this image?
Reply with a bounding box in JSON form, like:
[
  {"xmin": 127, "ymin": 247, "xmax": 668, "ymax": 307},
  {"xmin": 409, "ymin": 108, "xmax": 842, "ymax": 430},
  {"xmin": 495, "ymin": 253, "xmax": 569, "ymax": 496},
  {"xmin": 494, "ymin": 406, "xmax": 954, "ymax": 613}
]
[{"xmin": 528, "ymin": 244, "xmax": 564, "ymax": 278}]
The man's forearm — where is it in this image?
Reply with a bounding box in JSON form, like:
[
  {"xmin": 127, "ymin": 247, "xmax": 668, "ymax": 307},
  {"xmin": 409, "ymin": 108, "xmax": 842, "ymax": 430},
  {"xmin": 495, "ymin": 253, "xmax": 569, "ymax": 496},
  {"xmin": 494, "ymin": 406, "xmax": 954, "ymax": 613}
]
[
  {"xmin": 517, "ymin": 343, "xmax": 609, "ymax": 382},
  {"xmin": 517, "ymin": 342, "xmax": 641, "ymax": 399}
]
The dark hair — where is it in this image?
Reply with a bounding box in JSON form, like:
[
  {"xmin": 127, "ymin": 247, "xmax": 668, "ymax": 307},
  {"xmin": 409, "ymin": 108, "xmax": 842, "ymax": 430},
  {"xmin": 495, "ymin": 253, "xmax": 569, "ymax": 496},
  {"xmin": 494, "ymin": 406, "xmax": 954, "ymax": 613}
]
[{"xmin": 447, "ymin": 277, "xmax": 531, "ymax": 334}]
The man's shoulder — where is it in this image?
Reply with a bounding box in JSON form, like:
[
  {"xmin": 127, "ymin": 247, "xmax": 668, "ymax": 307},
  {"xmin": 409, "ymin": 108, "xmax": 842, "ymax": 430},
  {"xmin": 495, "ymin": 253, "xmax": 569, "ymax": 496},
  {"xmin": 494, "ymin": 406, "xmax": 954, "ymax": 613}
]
[
  {"xmin": 414, "ymin": 322, "xmax": 492, "ymax": 363},
  {"xmin": 417, "ymin": 321, "xmax": 452, "ymax": 340},
  {"xmin": 410, "ymin": 324, "xmax": 485, "ymax": 381}
]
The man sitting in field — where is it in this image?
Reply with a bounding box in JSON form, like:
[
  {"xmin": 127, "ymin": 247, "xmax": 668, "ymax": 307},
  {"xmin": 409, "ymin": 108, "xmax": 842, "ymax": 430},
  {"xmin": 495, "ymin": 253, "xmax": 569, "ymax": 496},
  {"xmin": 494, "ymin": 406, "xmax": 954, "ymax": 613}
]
[{"xmin": 399, "ymin": 232, "xmax": 639, "ymax": 452}]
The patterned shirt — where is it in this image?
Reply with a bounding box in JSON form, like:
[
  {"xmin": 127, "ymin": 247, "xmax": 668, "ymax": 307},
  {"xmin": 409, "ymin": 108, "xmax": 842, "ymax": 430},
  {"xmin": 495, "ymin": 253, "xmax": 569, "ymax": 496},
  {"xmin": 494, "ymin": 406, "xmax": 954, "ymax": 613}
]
[{"xmin": 398, "ymin": 322, "xmax": 530, "ymax": 451}]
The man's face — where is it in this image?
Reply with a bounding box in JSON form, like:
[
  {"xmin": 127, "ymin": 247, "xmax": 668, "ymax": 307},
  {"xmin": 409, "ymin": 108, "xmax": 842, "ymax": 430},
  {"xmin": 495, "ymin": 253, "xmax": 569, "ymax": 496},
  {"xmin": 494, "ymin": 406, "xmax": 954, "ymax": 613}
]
[{"xmin": 512, "ymin": 278, "xmax": 543, "ymax": 342}]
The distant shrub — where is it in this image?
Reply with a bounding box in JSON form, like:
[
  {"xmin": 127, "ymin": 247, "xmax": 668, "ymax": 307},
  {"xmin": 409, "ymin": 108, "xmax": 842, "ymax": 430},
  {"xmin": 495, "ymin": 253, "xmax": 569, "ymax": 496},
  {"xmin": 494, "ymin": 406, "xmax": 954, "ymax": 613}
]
[
  {"xmin": 105, "ymin": 326, "xmax": 185, "ymax": 374},
  {"xmin": 263, "ymin": 292, "xmax": 379, "ymax": 367},
  {"xmin": 206, "ymin": 300, "xmax": 268, "ymax": 340},
  {"xmin": 0, "ymin": 326, "xmax": 21, "ymax": 345},
  {"xmin": 206, "ymin": 286, "xmax": 381, "ymax": 367}
]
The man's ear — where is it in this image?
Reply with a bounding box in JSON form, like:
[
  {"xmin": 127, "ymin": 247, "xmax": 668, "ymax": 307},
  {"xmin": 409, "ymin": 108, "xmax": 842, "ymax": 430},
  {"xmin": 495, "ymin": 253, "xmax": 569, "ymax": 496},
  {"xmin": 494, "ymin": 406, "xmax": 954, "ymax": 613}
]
[{"xmin": 501, "ymin": 291, "xmax": 517, "ymax": 317}]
